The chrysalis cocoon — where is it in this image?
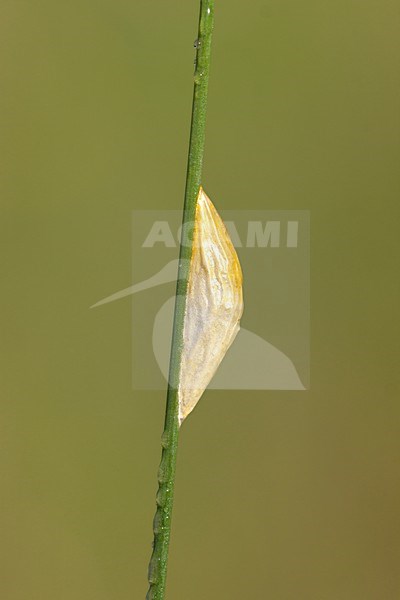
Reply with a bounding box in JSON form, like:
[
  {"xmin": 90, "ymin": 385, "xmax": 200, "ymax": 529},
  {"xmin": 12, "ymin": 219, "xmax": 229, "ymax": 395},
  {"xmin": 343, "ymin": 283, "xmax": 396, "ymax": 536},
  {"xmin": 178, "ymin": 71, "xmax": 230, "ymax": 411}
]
[{"xmin": 178, "ymin": 187, "xmax": 244, "ymax": 425}]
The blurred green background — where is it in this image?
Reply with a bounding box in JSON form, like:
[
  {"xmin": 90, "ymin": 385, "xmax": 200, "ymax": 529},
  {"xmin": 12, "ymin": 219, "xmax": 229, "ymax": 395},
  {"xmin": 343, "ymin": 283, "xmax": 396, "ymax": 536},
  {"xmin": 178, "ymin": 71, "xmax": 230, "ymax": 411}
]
[{"xmin": 1, "ymin": 1, "xmax": 399, "ymax": 598}]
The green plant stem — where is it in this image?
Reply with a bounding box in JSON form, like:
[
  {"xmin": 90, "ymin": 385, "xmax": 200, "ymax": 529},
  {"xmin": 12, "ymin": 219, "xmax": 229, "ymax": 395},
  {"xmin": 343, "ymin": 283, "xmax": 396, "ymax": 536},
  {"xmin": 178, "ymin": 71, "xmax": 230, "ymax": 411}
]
[{"xmin": 146, "ymin": 2, "xmax": 215, "ymax": 599}]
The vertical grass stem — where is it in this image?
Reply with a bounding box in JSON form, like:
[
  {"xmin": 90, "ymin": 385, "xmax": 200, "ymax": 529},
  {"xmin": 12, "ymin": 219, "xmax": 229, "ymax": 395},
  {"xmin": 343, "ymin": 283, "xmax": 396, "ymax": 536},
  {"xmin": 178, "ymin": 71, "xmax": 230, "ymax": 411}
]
[{"xmin": 146, "ymin": 2, "xmax": 215, "ymax": 598}]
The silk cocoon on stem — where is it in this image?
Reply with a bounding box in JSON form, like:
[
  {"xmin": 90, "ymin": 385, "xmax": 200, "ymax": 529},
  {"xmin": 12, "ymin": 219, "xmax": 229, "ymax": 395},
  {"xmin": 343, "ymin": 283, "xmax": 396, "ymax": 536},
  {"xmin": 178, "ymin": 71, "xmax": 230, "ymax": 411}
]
[{"xmin": 178, "ymin": 187, "xmax": 244, "ymax": 425}]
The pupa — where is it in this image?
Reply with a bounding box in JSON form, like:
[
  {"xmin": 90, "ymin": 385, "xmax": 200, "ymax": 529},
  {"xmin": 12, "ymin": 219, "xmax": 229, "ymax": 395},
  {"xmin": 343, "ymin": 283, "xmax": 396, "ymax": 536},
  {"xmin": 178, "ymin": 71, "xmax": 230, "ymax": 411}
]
[{"xmin": 178, "ymin": 187, "xmax": 244, "ymax": 424}]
